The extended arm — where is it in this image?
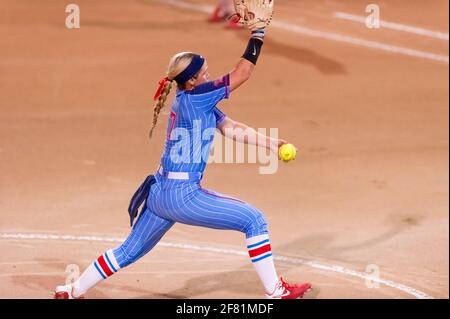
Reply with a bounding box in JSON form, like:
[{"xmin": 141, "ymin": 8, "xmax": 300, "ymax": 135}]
[{"xmin": 217, "ymin": 116, "xmax": 286, "ymax": 156}]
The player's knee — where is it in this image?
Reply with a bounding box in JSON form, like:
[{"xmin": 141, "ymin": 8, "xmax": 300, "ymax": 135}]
[
  {"xmin": 243, "ymin": 211, "xmax": 268, "ymax": 238},
  {"xmin": 112, "ymin": 244, "xmax": 141, "ymax": 268}
]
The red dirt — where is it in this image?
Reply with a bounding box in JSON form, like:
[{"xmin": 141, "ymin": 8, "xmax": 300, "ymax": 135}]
[{"xmin": 0, "ymin": 0, "xmax": 448, "ymax": 298}]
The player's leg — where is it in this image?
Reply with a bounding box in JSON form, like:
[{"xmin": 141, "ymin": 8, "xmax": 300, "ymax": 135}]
[
  {"xmin": 55, "ymin": 209, "xmax": 174, "ymax": 298},
  {"xmin": 200, "ymin": 189, "xmax": 282, "ymax": 295},
  {"xmin": 158, "ymin": 187, "xmax": 311, "ymax": 298},
  {"xmin": 156, "ymin": 186, "xmax": 280, "ymax": 295}
]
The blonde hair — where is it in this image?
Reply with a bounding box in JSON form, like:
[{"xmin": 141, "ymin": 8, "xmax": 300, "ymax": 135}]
[{"xmin": 149, "ymin": 52, "xmax": 197, "ymax": 138}]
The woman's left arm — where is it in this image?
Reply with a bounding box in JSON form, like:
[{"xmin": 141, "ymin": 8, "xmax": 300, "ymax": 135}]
[{"xmin": 217, "ymin": 117, "xmax": 287, "ymax": 157}]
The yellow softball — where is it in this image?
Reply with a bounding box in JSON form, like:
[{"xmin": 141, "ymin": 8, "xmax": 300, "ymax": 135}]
[{"xmin": 279, "ymin": 143, "xmax": 297, "ymax": 162}]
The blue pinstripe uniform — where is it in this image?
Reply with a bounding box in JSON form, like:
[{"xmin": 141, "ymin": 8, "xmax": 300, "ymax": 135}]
[{"xmin": 113, "ymin": 74, "xmax": 268, "ymax": 268}]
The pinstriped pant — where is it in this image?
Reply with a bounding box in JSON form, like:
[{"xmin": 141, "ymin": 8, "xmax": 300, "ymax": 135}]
[{"xmin": 113, "ymin": 173, "xmax": 268, "ymax": 268}]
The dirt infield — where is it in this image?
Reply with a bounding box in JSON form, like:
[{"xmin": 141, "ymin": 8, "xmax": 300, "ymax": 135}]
[{"xmin": 0, "ymin": 0, "xmax": 448, "ymax": 299}]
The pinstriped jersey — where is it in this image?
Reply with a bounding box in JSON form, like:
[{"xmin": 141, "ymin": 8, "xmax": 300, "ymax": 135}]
[{"xmin": 160, "ymin": 74, "xmax": 230, "ymax": 173}]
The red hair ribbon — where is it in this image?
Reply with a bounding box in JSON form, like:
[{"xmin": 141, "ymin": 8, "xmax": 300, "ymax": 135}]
[{"xmin": 153, "ymin": 77, "xmax": 170, "ymax": 101}]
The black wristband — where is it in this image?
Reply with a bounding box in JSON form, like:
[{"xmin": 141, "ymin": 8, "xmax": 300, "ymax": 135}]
[{"xmin": 242, "ymin": 37, "xmax": 264, "ymax": 65}]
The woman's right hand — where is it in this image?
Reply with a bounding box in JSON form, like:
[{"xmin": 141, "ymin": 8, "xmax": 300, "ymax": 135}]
[{"xmin": 269, "ymin": 138, "xmax": 288, "ymax": 159}]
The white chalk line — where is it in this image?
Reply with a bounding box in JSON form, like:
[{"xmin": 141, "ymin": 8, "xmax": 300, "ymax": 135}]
[
  {"xmin": 272, "ymin": 21, "xmax": 448, "ymax": 63},
  {"xmin": 333, "ymin": 12, "xmax": 449, "ymax": 41},
  {"xmin": 150, "ymin": 0, "xmax": 448, "ymax": 63},
  {"xmin": 0, "ymin": 269, "xmax": 248, "ymax": 278},
  {"xmin": 0, "ymin": 232, "xmax": 434, "ymax": 299},
  {"xmin": 153, "ymin": 0, "xmax": 211, "ymax": 13}
]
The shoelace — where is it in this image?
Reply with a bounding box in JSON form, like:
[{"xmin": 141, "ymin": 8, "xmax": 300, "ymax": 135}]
[{"xmin": 280, "ymin": 277, "xmax": 297, "ymax": 290}]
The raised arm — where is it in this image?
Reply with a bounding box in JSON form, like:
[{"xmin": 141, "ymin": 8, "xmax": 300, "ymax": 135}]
[
  {"xmin": 229, "ymin": 29, "xmax": 265, "ymax": 92},
  {"xmin": 229, "ymin": 58, "xmax": 255, "ymax": 92}
]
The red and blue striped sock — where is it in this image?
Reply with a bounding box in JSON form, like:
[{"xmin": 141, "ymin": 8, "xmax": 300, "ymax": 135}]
[
  {"xmin": 71, "ymin": 249, "xmax": 120, "ymax": 297},
  {"xmin": 246, "ymin": 234, "xmax": 279, "ymax": 294}
]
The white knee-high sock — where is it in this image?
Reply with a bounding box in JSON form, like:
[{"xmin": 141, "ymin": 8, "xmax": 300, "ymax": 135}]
[
  {"xmin": 70, "ymin": 249, "xmax": 121, "ymax": 297},
  {"xmin": 246, "ymin": 234, "xmax": 279, "ymax": 294}
]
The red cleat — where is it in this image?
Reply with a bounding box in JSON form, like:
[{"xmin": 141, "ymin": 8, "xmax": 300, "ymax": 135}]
[
  {"xmin": 224, "ymin": 17, "xmax": 245, "ymax": 30},
  {"xmin": 208, "ymin": 5, "xmax": 229, "ymax": 23},
  {"xmin": 266, "ymin": 277, "xmax": 312, "ymax": 299},
  {"xmin": 54, "ymin": 285, "xmax": 84, "ymax": 299}
]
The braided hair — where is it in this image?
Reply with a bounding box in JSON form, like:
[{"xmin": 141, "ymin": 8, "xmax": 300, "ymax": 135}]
[{"xmin": 149, "ymin": 52, "xmax": 197, "ymax": 139}]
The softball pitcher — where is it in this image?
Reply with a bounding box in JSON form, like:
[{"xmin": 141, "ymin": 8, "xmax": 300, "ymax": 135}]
[{"xmin": 54, "ymin": 1, "xmax": 311, "ymax": 299}]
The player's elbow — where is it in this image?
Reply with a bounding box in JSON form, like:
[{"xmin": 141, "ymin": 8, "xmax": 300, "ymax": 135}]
[{"xmin": 218, "ymin": 117, "xmax": 234, "ymax": 136}]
